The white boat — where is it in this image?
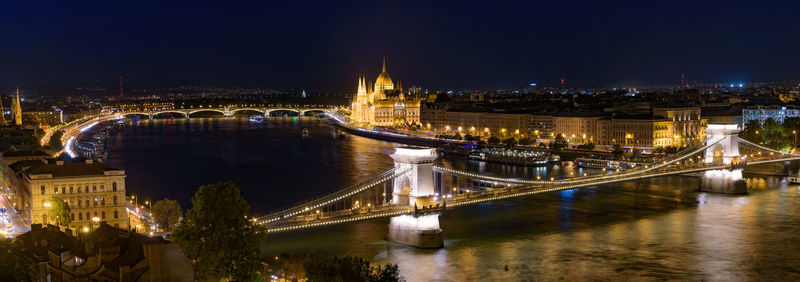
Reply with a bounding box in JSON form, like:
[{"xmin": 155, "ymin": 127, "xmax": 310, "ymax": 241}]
[
  {"xmin": 788, "ymin": 172, "xmax": 800, "ymax": 184},
  {"xmin": 248, "ymin": 116, "xmax": 264, "ymax": 123}
]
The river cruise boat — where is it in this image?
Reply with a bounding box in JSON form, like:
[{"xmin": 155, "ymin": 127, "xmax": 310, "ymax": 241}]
[
  {"xmin": 248, "ymin": 116, "xmax": 264, "ymax": 123},
  {"xmin": 788, "ymin": 172, "xmax": 800, "ymax": 184},
  {"xmin": 574, "ymin": 158, "xmax": 646, "ymax": 170},
  {"xmin": 469, "ymin": 149, "xmax": 559, "ymax": 166}
]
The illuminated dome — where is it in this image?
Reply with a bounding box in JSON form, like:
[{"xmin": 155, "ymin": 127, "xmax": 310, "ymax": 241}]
[{"xmin": 374, "ymin": 58, "xmax": 394, "ymax": 91}]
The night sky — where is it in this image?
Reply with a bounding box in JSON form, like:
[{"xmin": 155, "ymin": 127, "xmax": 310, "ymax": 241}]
[{"xmin": 2, "ymin": 1, "xmax": 799, "ymax": 91}]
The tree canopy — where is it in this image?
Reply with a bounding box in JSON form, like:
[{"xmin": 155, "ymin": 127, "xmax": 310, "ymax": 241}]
[
  {"xmin": 49, "ymin": 198, "xmax": 71, "ymax": 227},
  {"xmin": 303, "ymin": 255, "xmax": 402, "ymax": 282},
  {"xmin": 48, "ymin": 130, "xmax": 63, "ymax": 150},
  {"xmin": 152, "ymin": 198, "xmax": 182, "ymax": 232},
  {"xmin": 173, "ymin": 181, "xmax": 267, "ymax": 281},
  {"xmin": 0, "ymin": 239, "xmax": 35, "ymax": 281}
]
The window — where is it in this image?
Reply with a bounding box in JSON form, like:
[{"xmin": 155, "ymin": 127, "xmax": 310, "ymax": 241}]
[
  {"xmin": 77, "ymin": 200, "xmax": 81, "ymax": 207},
  {"xmin": 113, "ymin": 196, "xmax": 117, "ymax": 205},
  {"xmin": 101, "ymin": 211, "xmax": 105, "ymax": 219},
  {"xmin": 54, "ymin": 187, "xmax": 58, "ymax": 194},
  {"xmin": 71, "ymin": 213, "xmax": 74, "ymax": 220},
  {"xmin": 100, "ymin": 185, "xmax": 104, "ymax": 192},
  {"xmin": 62, "ymin": 187, "xmax": 65, "ymax": 194},
  {"xmin": 78, "ymin": 187, "xmax": 81, "ymax": 193},
  {"xmin": 85, "ymin": 199, "xmax": 89, "ymax": 206},
  {"xmin": 94, "ymin": 211, "xmax": 97, "ymax": 217},
  {"xmin": 112, "ymin": 182, "xmax": 117, "ymax": 192},
  {"xmin": 101, "ymin": 198, "xmax": 105, "ymax": 206},
  {"xmin": 114, "ymin": 210, "xmax": 118, "ymax": 219},
  {"xmin": 92, "ymin": 186, "xmax": 97, "ymax": 192},
  {"xmin": 42, "ymin": 214, "xmax": 47, "ymax": 224},
  {"xmin": 86, "ymin": 212, "xmax": 90, "ymax": 220},
  {"xmin": 93, "ymin": 199, "xmax": 98, "ymax": 206},
  {"xmin": 79, "ymin": 213, "xmax": 82, "ymax": 220},
  {"xmin": 69, "ymin": 186, "xmax": 73, "ymax": 193},
  {"xmin": 40, "ymin": 186, "xmax": 45, "ymax": 195}
]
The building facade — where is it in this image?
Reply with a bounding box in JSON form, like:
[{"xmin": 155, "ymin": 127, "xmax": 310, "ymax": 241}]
[
  {"xmin": 420, "ymin": 110, "xmax": 529, "ymax": 139},
  {"xmin": 26, "ymin": 159, "xmax": 129, "ymax": 231},
  {"xmin": 350, "ymin": 60, "xmax": 421, "ymax": 127},
  {"xmin": 551, "ymin": 116, "xmax": 602, "ymax": 144},
  {"xmin": 742, "ymin": 105, "xmax": 800, "ymax": 125},
  {"xmin": 653, "ymin": 107, "xmax": 705, "ymax": 147},
  {"xmin": 596, "ymin": 118, "xmax": 675, "ymax": 149}
]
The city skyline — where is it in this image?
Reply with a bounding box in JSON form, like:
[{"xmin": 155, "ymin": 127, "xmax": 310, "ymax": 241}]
[{"xmin": 2, "ymin": 1, "xmax": 800, "ymax": 91}]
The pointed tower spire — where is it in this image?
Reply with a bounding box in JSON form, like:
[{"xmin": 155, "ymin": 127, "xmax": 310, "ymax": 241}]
[
  {"xmin": 13, "ymin": 87, "xmax": 22, "ymax": 126},
  {"xmin": 382, "ymin": 57, "xmax": 386, "ymax": 73}
]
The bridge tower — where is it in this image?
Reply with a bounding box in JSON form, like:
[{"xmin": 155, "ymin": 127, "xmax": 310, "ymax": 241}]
[
  {"xmin": 701, "ymin": 124, "xmax": 747, "ymax": 194},
  {"xmin": 387, "ymin": 147, "xmax": 443, "ymax": 248},
  {"xmin": 704, "ymin": 124, "xmax": 741, "ymax": 164},
  {"xmin": 223, "ymin": 106, "xmax": 233, "ymax": 117}
]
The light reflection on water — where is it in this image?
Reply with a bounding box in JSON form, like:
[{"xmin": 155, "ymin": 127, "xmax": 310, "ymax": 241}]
[{"xmin": 107, "ymin": 118, "xmax": 800, "ymax": 280}]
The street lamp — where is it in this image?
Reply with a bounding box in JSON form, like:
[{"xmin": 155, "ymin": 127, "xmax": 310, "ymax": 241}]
[{"xmin": 91, "ymin": 216, "xmax": 100, "ymax": 231}]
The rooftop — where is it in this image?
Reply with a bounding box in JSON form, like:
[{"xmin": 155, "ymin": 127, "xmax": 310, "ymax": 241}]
[{"xmin": 27, "ymin": 159, "xmax": 123, "ymax": 178}]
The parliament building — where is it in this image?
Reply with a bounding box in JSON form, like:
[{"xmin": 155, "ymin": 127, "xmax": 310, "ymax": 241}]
[{"xmin": 350, "ymin": 60, "xmax": 420, "ymax": 127}]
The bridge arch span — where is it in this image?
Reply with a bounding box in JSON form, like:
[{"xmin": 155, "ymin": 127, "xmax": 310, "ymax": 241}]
[
  {"xmin": 231, "ymin": 108, "xmax": 266, "ymax": 115},
  {"xmin": 187, "ymin": 109, "xmax": 225, "ymax": 116},
  {"xmin": 302, "ymin": 109, "xmax": 327, "ymax": 116},
  {"xmin": 121, "ymin": 112, "xmax": 152, "ymax": 118},
  {"xmin": 267, "ymin": 108, "xmax": 301, "ymax": 116},
  {"xmin": 151, "ymin": 110, "xmax": 189, "ymax": 118}
]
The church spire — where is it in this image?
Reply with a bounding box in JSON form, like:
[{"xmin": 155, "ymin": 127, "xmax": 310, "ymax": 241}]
[
  {"xmin": 13, "ymin": 87, "xmax": 22, "ymax": 126},
  {"xmin": 382, "ymin": 57, "xmax": 386, "ymax": 73}
]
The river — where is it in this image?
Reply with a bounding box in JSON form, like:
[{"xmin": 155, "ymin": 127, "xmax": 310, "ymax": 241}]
[{"xmin": 105, "ymin": 117, "xmax": 800, "ymax": 281}]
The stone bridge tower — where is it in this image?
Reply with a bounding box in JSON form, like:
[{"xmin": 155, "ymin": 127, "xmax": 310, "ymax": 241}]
[
  {"xmin": 701, "ymin": 124, "xmax": 747, "ymax": 194},
  {"xmin": 387, "ymin": 147, "xmax": 443, "ymax": 248}
]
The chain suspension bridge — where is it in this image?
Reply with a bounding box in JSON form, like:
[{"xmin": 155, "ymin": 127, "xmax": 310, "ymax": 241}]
[{"xmin": 257, "ymin": 124, "xmax": 800, "ymax": 248}]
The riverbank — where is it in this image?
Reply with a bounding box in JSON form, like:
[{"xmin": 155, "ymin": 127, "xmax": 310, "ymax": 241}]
[{"xmin": 324, "ymin": 114, "xmax": 616, "ymax": 161}]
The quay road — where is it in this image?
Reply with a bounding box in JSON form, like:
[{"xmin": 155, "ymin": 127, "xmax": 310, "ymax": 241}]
[{"xmin": 0, "ymin": 188, "xmax": 30, "ymax": 237}]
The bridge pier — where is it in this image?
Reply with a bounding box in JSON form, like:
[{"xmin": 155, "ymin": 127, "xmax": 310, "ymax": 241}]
[
  {"xmin": 699, "ymin": 169, "xmax": 748, "ymax": 194},
  {"xmin": 699, "ymin": 124, "xmax": 748, "ymax": 194},
  {"xmin": 387, "ymin": 147, "xmax": 443, "ymax": 248}
]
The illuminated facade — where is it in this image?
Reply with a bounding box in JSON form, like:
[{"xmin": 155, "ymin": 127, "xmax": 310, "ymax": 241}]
[
  {"xmin": 350, "ymin": 59, "xmax": 420, "ymax": 127},
  {"xmin": 26, "ymin": 159, "xmax": 129, "ymax": 231}
]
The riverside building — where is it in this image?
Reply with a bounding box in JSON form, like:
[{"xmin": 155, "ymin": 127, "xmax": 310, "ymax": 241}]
[
  {"xmin": 350, "ymin": 59, "xmax": 421, "ymax": 127},
  {"xmin": 25, "ymin": 159, "xmax": 129, "ymax": 231}
]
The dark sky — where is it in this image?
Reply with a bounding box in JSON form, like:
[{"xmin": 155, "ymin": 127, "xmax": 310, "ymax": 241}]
[{"xmin": 2, "ymin": 1, "xmax": 799, "ymax": 91}]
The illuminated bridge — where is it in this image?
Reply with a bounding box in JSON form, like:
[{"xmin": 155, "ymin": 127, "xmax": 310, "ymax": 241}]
[
  {"xmin": 257, "ymin": 124, "xmax": 800, "ymax": 248},
  {"xmin": 117, "ymin": 106, "xmax": 332, "ymax": 118}
]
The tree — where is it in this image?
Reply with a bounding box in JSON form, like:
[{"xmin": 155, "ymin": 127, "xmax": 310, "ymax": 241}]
[
  {"xmin": 487, "ymin": 136, "xmax": 501, "ymax": 144},
  {"xmin": 785, "ymin": 117, "xmax": 800, "ymax": 135},
  {"xmin": 518, "ymin": 137, "xmax": 532, "ymax": 146},
  {"xmin": 740, "ymin": 120, "xmax": 763, "ymax": 144},
  {"xmin": 503, "ymin": 137, "xmax": 517, "ymax": 148},
  {"xmin": 0, "ymin": 239, "xmax": 35, "ymax": 281},
  {"xmin": 152, "ymin": 198, "xmax": 182, "ymax": 232},
  {"xmin": 49, "ymin": 198, "xmax": 71, "ymax": 227},
  {"xmin": 551, "ymin": 134, "xmax": 568, "ymax": 150},
  {"xmin": 762, "ymin": 118, "xmax": 789, "ymax": 150},
  {"xmin": 452, "ymin": 133, "xmax": 463, "ymax": 140},
  {"xmin": 48, "ymin": 130, "xmax": 63, "ymax": 150},
  {"xmin": 173, "ymin": 182, "xmax": 267, "ymax": 281},
  {"xmin": 303, "ymin": 255, "xmax": 402, "ymax": 282},
  {"xmin": 612, "ymin": 144, "xmax": 624, "ymax": 159}
]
